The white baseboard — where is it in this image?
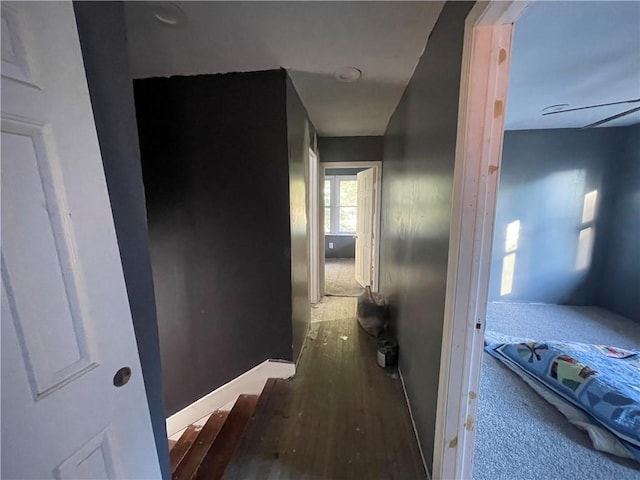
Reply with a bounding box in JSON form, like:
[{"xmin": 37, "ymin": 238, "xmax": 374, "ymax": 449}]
[
  {"xmin": 165, "ymin": 359, "xmax": 295, "ymax": 437},
  {"xmin": 399, "ymin": 368, "xmax": 431, "ymax": 480}
]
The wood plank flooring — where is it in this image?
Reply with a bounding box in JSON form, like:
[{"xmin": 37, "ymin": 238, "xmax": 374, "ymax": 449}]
[{"xmin": 224, "ymin": 297, "xmax": 426, "ymax": 479}]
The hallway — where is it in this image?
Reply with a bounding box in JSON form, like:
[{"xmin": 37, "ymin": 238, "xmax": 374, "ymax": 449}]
[{"xmin": 224, "ymin": 296, "xmax": 426, "ymax": 479}]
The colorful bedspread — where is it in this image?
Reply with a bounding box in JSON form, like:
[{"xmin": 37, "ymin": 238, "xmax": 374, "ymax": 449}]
[{"xmin": 485, "ymin": 332, "xmax": 640, "ymax": 462}]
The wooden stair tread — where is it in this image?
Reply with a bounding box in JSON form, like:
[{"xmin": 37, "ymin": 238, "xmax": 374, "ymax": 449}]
[
  {"xmin": 170, "ymin": 425, "xmax": 200, "ymax": 474},
  {"xmin": 194, "ymin": 394, "xmax": 260, "ymax": 480},
  {"xmin": 172, "ymin": 412, "xmax": 229, "ymax": 480},
  {"xmin": 223, "ymin": 378, "xmax": 289, "ymax": 478}
]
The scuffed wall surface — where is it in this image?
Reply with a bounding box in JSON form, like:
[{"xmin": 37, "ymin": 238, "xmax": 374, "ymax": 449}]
[{"xmin": 378, "ymin": 1, "xmax": 474, "ymax": 472}]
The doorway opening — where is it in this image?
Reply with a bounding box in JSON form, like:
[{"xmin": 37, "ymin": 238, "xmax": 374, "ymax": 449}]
[
  {"xmin": 436, "ymin": 1, "xmax": 640, "ymax": 478},
  {"xmin": 311, "ymin": 161, "xmax": 381, "ymax": 302}
]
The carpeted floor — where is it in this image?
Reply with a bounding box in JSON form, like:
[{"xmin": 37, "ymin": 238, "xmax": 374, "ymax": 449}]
[
  {"xmin": 473, "ymin": 302, "xmax": 640, "ymax": 480},
  {"xmin": 324, "ymin": 258, "xmax": 364, "ymax": 297}
]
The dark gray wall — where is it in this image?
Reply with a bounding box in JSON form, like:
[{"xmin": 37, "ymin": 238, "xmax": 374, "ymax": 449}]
[
  {"xmin": 325, "ymin": 167, "xmax": 368, "ymax": 176},
  {"xmin": 318, "ymin": 136, "xmax": 383, "ymax": 163},
  {"xmin": 325, "ymin": 235, "xmax": 356, "ymax": 259},
  {"xmin": 134, "ymin": 70, "xmax": 294, "ymax": 416},
  {"xmin": 489, "ymin": 129, "xmax": 611, "ymax": 304},
  {"xmin": 598, "ymin": 125, "xmax": 640, "ymax": 322},
  {"xmin": 286, "ymin": 74, "xmax": 313, "ymax": 361},
  {"xmin": 378, "ymin": 2, "xmax": 473, "ymax": 472},
  {"xmin": 73, "ymin": 3, "xmax": 169, "ymax": 478}
]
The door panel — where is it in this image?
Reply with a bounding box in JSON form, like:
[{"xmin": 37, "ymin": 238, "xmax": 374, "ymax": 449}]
[
  {"xmin": 1, "ymin": 3, "xmax": 160, "ymax": 479},
  {"xmin": 355, "ymin": 168, "xmax": 376, "ymax": 287}
]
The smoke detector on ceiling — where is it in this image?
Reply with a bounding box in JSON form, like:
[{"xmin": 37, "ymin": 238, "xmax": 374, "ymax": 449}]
[
  {"xmin": 147, "ymin": 2, "xmax": 186, "ymax": 27},
  {"xmin": 334, "ymin": 67, "xmax": 362, "ymax": 83}
]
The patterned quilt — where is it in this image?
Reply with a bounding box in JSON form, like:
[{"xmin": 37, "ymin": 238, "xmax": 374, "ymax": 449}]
[{"xmin": 485, "ymin": 332, "xmax": 640, "ymax": 463}]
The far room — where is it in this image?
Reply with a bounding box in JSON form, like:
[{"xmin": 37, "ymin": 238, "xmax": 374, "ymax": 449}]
[{"xmin": 473, "ymin": 2, "xmax": 640, "ymax": 478}]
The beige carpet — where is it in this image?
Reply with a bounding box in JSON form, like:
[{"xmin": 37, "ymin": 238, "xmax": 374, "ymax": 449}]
[{"xmin": 324, "ymin": 258, "xmax": 364, "ymax": 297}]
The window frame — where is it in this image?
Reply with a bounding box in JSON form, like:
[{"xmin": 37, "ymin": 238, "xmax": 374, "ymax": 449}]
[{"xmin": 324, "ymin": 174, "xmax": 357, "ymax": 235}]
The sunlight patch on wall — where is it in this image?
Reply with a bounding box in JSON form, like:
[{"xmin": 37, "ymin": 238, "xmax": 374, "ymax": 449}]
[
  {"xmin": 500, "ymin": 253, "xmax": 516, "ymax": 296},
  {"xmin": 500, "ymin": 220, "xmax": 521, "ymax": 296},
  {"xmin": 581, "ymin": 189, "xmax": 598, "ymax": 223},
  {"xmin": 576, "ymin": 227, "xmax": 594, "ymax": 271},
  {"xmin": 505, "ymin": 220, "xmax": 520, "ymax": 252}
]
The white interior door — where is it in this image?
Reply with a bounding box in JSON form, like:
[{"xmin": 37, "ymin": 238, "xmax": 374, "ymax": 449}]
[
  {"xmin": 1, "ymin": 3, "xmax": 160, "ymax": 479},
  {"xmin": 355, "ymin": 168, "xmax": 376, "ymax": 288}
]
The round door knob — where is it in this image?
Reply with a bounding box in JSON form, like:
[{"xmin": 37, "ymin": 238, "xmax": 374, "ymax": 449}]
[{"xmin": 113, "ymin": 367, "xmax": 132, "ymax": 387}]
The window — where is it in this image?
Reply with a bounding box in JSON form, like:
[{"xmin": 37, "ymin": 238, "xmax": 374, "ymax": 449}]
[{"xmin": 324, "ymin": 175, "xmax": 357, "ymax": 234}]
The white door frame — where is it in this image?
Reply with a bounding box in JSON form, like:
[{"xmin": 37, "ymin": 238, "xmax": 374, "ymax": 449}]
[
  {"xmin": 433, "ymin": 2, "xmax": 530, "ymax": 479},
  {"xmin": 308, "ymin": 148, "xmax": 321, "ymax": 304},
  {"xmin": 318, "ymin": 161, "xmax": 382, "ymax": 293}
]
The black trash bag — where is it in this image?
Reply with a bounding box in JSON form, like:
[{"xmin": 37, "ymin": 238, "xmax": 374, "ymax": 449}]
[{"xmin": 357, "ymin": 286, "xmax": 387, "ymax": 337}]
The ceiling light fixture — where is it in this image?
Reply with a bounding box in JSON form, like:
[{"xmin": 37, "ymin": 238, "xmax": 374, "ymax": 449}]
[
  {"xmin": 147, "ymin": 2, "xmax": 186, "ymax": 27},
  {"xmin": 334, "ymin": 67, "xmax": 362, "ymax": 83},
  {"xmin": 541, "ymin": 104, "xmax": 570, "ymax": 114}
]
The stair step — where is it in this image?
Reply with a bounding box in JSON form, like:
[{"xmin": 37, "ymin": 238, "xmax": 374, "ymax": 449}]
[
  {"xmin": 223, "ymin": 378, "xmax": 287, "ymax": 477},
  {"xmin": 169, "ymin": 439, "xmax": 177, "ymax": 451},
  {"xmin": 193, "ymin": 394, "xmax": 260, "ymax": 480},
  {"xmin": 170, "ymin": 425, "xmax": 201, "ymax": 474},
  {"xmin": 172, "ymin": 411, "xmax": 229, "ymax": 480}
]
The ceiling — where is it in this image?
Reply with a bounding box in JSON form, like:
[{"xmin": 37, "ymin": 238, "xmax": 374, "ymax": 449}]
[
  {"xmin": 124, "ymin": 1, "xmax": 444, "ymax": 137},
  {"xmin": 125, "ymin": 1, "xmax": 639, "ymax": 135},
  {"xmin": 506, "ymin": 1, "xmax": 640, "ymax": 130}
]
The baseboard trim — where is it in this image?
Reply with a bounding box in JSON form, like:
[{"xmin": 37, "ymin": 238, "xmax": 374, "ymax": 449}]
[
  {"xmin": 165, "ymin": 359, "xmax": 295, "ymax": 437},
  {"xmin": 399, "ymin": 368, "xmax": 431, "ymax": 480}
]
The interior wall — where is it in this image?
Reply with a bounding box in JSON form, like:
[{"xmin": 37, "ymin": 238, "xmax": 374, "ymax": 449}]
[
  {"xmin": 286, "ymin": 74, "xmax": 314, "ymax": 361},
  {"xmin": 134, "ymin": 70, "xmax": 294, "ymax": 416},
  {"xmin": 378, "ymin": 1, "xmax": 473, "ymax": 472},
  {"xmin": 318, "ymin": 136, "xmax": 383, "ymax": 163},
  {"xmin": 597, "ymin": 125, "xmax": 640, "ymax": 322},
  {"xmin": 489, "ymin": 128, "xmax": 614, "ymax": 304},
  {"xmin": 73, "ymin": 3, "xmax": 169, "ymax": 478},
  {"xmin": 325, "ymin": 236, "xmax": 356, "ymax": 259}
]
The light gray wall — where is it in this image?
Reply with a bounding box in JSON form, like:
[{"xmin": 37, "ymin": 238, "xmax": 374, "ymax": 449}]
[
  {"xmin": 286, "ymin": 74, "xmax": 314, "ymax": 361},
  {"xmin": 597, "ymin": 125, "xmax": 640, "ymax": 322},
  {"xmin": 488, "ymin": 126, "xmax": 640, "ymax": 324},
  {"xmin": 378, "ymin": 1, "xmax": 473, "ymax": 473},
  {"xmin": 73, "ymin": 3, "xmax": 170, "ymax": 477},
  {"xmin": 318, "ymin": 136, "xmax": 383, "ymax": 163},
  {"xmin": 489, "ymin": 129, "xmax": 611, "ymax": 304}
]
